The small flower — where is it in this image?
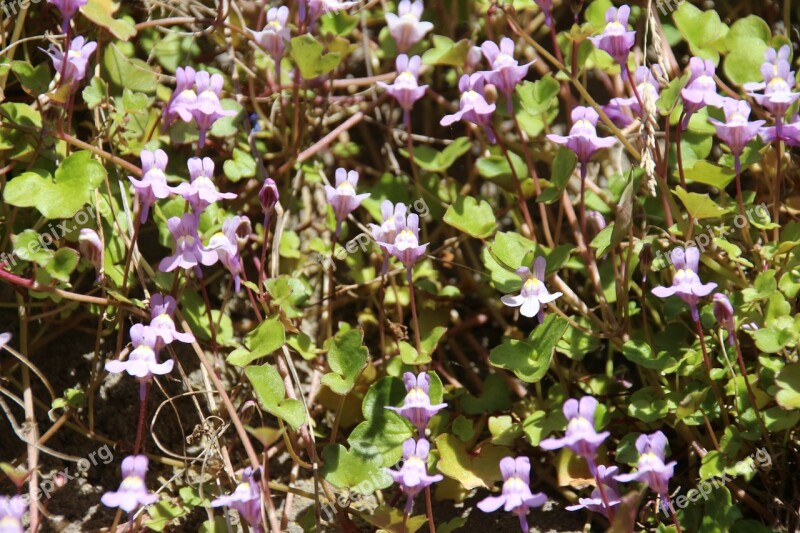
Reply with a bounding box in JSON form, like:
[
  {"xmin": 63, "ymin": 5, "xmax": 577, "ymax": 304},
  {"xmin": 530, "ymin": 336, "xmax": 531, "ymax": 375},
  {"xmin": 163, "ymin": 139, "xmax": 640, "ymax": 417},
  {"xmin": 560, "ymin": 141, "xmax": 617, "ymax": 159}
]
[
  {"xmin": 78, "ymin": 228, "xmax": 103, "ymax": 274},
  {"xmin": 324, "ymin": 168, "xmax": 370, "ymax": 235},
  {"xmin": 385, "ymin": 372, "xmax": 447, "ymax": 432},
  {"xmin": 129, "ymin": 149, "xmax": 172, "ymax": 223},
  {"xmin": 101, "ymin": 455, "xmax": 159, "ymax": 513},
  {"xmin": 0, "ymin": 333, "xmax": 11, "ymax": 351},
  {"xmin": 535, "ymin": 0, "xmax": 554, "ymax": 27},
  {"xmin": 192, "ymin": 71, "xmax": 236, "ymax": 148},
  {"xmin": 681, "ymin": 57, "xmax": 724, "ymax": 126},
  {"xmin": 164, "ymin": 66, "xmax": 197, "ymax": 130},
  {"xmin": 43, "ymin": 35, "xmax": 96, "ymax": 87},
  {"xmin": 305, "ymin": 0, "xmax": 358, "ymax": 26},
  {"xmin": 588, "ymin": 5, "xmax": 636, "ymax": 67},
  {"xmin": 547, "ymin": 107, "xmax": 616, "ymax": 169},
  {"xmin": 385, "ymin": 0, "xmax": 433, "ymax": 53},
  {"xmin": 651, "ymin": 246, "xmax": 717, "ymax": 321},
  {"xmin": 480, "ymin": 37, "xmax": 533, "ymax": 111},
  {"xmin": 172, "ymin": 157, "xmax": 236, "ymax": 214},
  {"xmin": 464, "ymin": 45, "xmax": 483, "ymax": 73},
  {"xmin": 615, "ymin": 431, "xmax": 676, "ymax": 501},
  {"xmin": 387, "ymin": 438, "xmax": 443, "ymax": 513},
  {"xmin": 47, "ymin": 0, "xmax": 88, "ymax": 33},
  {"xmin": 0, "ymin": 495, "xmax": 26, "ymax": 533},
  {"xmin": 745, "ymin": 45, "xmax": 799, "ymax": 119},
  {"xmin": 477, "ymin": 457, "xmax": 547, "ymax": 533},
  {"xmin": 259, "ymin": 177, "xmax": 279, "ymax": 216},
  {"xmin": 376, "ymin": 209, "xmax": 428, "ymax": 272},
  {"xmin": 251, "ymin": 6, "xmax": 291, "ymax": 64},
  {"xmin": 158, "ymin": 213, "xmax": 219, "ymax": 274},
  {"xmin": 378, "ymin": 55, "xmax": 428, "ymax": 123},
  {"xmin": 207, "ymin": 216, "xmax": 249, "ymax": 292},
  {"xmin": 440, "ymin": 73, "xmax": 497, "ymax": 143},
  {"xmin": 605, "ymin": 65, "xmax": 661, "ymax": 126},
  {"xmin": 539, "ymin": 396, "xmax": 610, "ymax": 470},
  {"xmin": 709, "ymin": 98, "xmax": 765, "ymax": 157},
  {"xmin": 104, "ymin": 324, "xmax": 173, "ymax": 381},
  {"xmin": 149, "ymin": 294, "xmax": 194, "ymax": 350},
  {"xmin": 211, "ymin": 468, "xmax": 262, "ymax": 531},
  {"xmin": 369, "ymin": 200, "xmax": 406, "ymax": 274},
  {"xmin": 713, "ymin": 293, "xmax": 735, "ymax": 345},
  {"xmin": 565, "ymin": 464, "xmax": 621, "ymax": 519},
  {"xmin": 501, "ymin": 256, "xmax": 563, "ymax": 322}
]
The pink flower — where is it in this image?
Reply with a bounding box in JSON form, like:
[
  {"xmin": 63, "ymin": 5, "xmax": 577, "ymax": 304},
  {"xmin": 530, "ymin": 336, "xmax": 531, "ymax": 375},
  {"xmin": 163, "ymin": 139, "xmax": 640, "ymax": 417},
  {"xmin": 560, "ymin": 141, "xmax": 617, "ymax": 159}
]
[
  {"xmin": 104, "ymin": 324, "xmax": 173, "ymax": 382},
  {"xmin": 387, "ymin": 438, "xmax": 443, "ymax": 513},
  {"xmin": 501, "ymin": 256, "xmax": 562, "ymax": 322},
  {"xmin": 43, "ymin": 35, "xmax": 96, "ymax": 87},
  {"xmin": 651, "ymin": 246, "xmax": 717, "ymax": 321},
  {"xmin": 101, "ymin": 455, "xmax": 159, "ymax": 513},
  {"xmin": 605, "ymin": 65, "xmax": 661, "ymax": 126},
  {"xmin": 746, "ymin": 45, "xmax": 799, "ymax": 119},
  {"xmin": 192, "ymin": 71, "xmax": 237, "ymax": 148},
  {"xmin": 324, "ymin": 168, "xmax": 370, "ymax": 235},
  {"xmin": 376, "ymin": 209, "xmax": 428, "ymax": 273},
  {"xmin": 164, "ymin": 66, "xmax": 197, "ymax": 130},
  {"xmin": 251, "ymin": 6, "xmax": 291, "ymax": 63},
  {"xmin": 211, "ymin": 467, "xmax": 262, "ymax": 532},
  {"xmin": 713, "ymin": 293, "xmax": 735, "ymax": 345},
  {"xmin": 539, "ymin": 396, "xmax": 610, "ymax": 470},
  {"xmin": 0, "ymin": 495, "xmax": 25, "ymax": 533},
  {"xmin": 369, "ymin": 200, "xmax": 406, "ymax": 274},
  {"xmin": 547, "ymin": 107, "xmax": 616, "ymax": 169},
  {"xmin": 47, "ymin": 0, "xmax": 88, "ymax": 33},
  {"xmin": 385, "ymin": 0, "xmax": 433, "ymax": 53},
  {"xmin": 588, "ymin": 5, "xmax": 636, "ymax": 67},
  {"xmin": 385, "ymin": 372, "xmax": 447, "ymax": 432},
  {"xmin": 172, "ymin": 157, "xmax": 236, "ymax": 213},
  {"xmin": 681, "ymin": 57, "xmax": 724, "ymax": 126},
  {"xmin": 615, "ymin": 431, "xmax": 676, "ymax": 501},
  {"xmin": 149, "ymin": 294, "xmax": 194, "ymax": 350},
  {"xmin": 207, "ymin": 216, "xmax": 249, "ymax": 292},
  {"xmin": 158, "ymin": 213, "xmax": 218, "ymax": 274},
  {"xmin": 565, "ymin": 465, "xmax": 621, "ymax": 519},
  {"xmin": 440, "ymin": 73, "xmax": 496, "ymax": 143},
  {"xmin": 378, "ymin": 55, "xmax": 428, "ymax": 125},
  {"xmin": 480, "ymin": 37, "xmax": 533, "ymax": 111},
  {"xmin": 708, "ymin": 98, "xmax": 765, "ymax": 157},
  {"xmin": 129, "ymin": 149, "xmax": 171, "ymax": 223},
  {"xmin": 78, "ymin": 228, "xmax": 103, "ymax": 274},
  {"xmin": 477, "ymin": 457, "xmax": 547, "ymax": 533}
]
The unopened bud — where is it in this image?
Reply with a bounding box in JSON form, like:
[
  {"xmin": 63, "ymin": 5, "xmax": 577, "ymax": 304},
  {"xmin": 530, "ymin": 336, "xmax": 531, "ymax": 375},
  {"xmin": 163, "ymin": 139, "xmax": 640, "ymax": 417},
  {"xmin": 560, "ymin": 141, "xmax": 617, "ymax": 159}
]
[
  {"xmin": 234, "ymin": 216, "xmax": 252, "ymax": 249},
  {"xmin": 78, "ymin": 229, "xmax": 103, "ymax": 271},
  {"xmin": 259, "ymin": 178, "xmax": 279, "ymax": 215}
]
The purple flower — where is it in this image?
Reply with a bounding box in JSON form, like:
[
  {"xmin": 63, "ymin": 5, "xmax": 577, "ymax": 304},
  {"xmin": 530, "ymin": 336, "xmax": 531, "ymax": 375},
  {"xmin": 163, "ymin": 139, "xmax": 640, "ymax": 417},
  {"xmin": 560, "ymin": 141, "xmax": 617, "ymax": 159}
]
[
  {"xmin": 44, "ymin": 35, "xmax": 96, "ymax": 87},
  {"xmin": 0, "ymin": 495, "xmax": 25, "ymax": 533},
  {"xmin": 565, "ymin": 464, "xmax": 621, "ymax": 519},
  {"xmin": 129, "ymin": 149, "xmax": 171, "ymax": 223},
  {"xmin": 376, "ymin": 209, "xmax": 428, "ymax": 272},
  {"xmin": 211, "ymin": 467, "xmax": 262, "ymax": 532},
  {"xmin": 708, "ymin": 98, "xmax": 765, "ymax": 156},
  {"xmin": 477, "ymin": 457, "xmax": 547, "ymax": 533},
  {"xmin": 480, "ymin": 37, "xmax": 532, "ymax": 110},
  {"xmin": 164, "ymin": 67, "xmax": 197, "ymax": 130},
  {"xmin": 501, "ymin": 256, "xmax": 563, "ymax": 322},
  {"xmin": 305, "ymin": 0, "xmax": 358, "ymax": 26},
  {"xmin": 540, "ymin": 396, "xmax": 610, "ymax": 470},
  {"xmin": 259, "ymin": 177, "xmax": 279, "ymax": 215},
  {"xmin": 207, "ymin": 216, "xmax": 249, "ymax": 292},
  {"xmin": 192, "ymin": 71, "xmax": 236, "ymax": 148},
  {"xmin": 385, "ymin": 0, "xmax": 433, "ymax": 53},
  {"xmin": 441, "ymin": 74, "xmax": 497, "ymax": 143},
  {"xmin": 172, "ymin": 157, "xmax": 236, "ymax": 213},
  {"xmin": 681, "ymin": 57, "xmax": 724, "ymax": 126},
  {"xmin": 78, "ymin": 228, "xmax": 103, "ymax": 273},
  {"xmin": 378, "ymin": 55, "xmax": 428, "ymax": 123},
  {"xmin": 251, "ymin": 6, "xmax": 291, "ymax": 63},
  {"xmin": 615, "ymin": 431, "xmax": 676, "ymax": 501},
  {"xmin": 158, "ymin": 213, "xmax": 219, "ymax": 273},
  {"xmin": 535, "ymin": 0, "xmax": 554, "ymax": 27},
  {"xmin": 149, "ymin": 294, "xmax": 194, "ymax": 350},
  {"xmin": 387, "ymin": 438, "xmax": 443, "ymax": 513},
  {"xmin": 588, "ymin": 5, "xmax": 636, "ymax": 67},
  {"xmin": 547, "ymin": 107, "xmax": 616, "ymax": 169},
  {"xmin": 324, "ymin": 168, "xmax": 370, "ymax": 235},
  {"xmin": 385, "ymin": 372, "xmax": 447, "ymax": 432},
  {"xmin": 651, "ymin": 246, "xmax": 717, "ymax": 321},
  {"xmin": 47, "ymin": 0, "xmax": 88, "ymax": 33},
  {"xmin": 745, "ymin": 46, "xmax": 799, "ymax": 119},
  {"xmin": 605, "ymin": 66, "xmax": 661, "ymax": 126},
  {"xmin": 464, "ymin": 45, "xmax": 483, "ymax": 73},
  {"xmin": 104, "ymin": 324, "xmax": 173, "ymax": 381},
  {"xmin": 713, "ymin": 293, "xmax": 735, "ymax": 345},
  {"xmin": 101, "ymin": 455, "xmax": 159, "ymax": 513},
  {"xmin": 369, "ymin": 200, "xmax": 406, "ymax": 274}
]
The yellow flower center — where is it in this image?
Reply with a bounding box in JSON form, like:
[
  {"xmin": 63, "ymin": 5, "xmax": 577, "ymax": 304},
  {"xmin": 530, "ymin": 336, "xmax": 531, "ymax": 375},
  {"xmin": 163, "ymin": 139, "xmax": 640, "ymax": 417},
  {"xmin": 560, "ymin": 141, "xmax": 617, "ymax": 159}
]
[
  {"xmin": 523, "ymin": 277, "xmax": 541, "ymax": 291},
  {"xmin": 397, "ymin": 71, "xmax": 416, "ymax": 84},
  {"xmin": 337, "ymin": 181, "xmax": 355, "ymax": 193}
]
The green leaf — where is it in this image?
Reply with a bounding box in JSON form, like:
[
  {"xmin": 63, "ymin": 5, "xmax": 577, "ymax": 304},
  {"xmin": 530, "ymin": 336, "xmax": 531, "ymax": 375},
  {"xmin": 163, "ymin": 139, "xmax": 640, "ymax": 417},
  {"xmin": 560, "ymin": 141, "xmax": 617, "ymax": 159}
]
[
  {"xmin": 0, "ymin": 102, "xmax": 42, "ymax": 162},
  {"xmin": 674, "ymin": 186, "xmax": 731, "ymax": 220},
  {"xmin": 144, "ymin": 498, "xmax": 186, "ymax": 531},
  {"xmin": 4, "ymin": 151, "xmax": 106, "ymax": 219},
  {"xmin": 657, "ymin": 74, "xmax": 689, "ymax": 116},
  {"xmin": 322, "ymin": 328, "xmax": 369, "ymax": 395},
  {"xmin": 775, "ymin": 364, "xmax": 800, "ymax": 409},
  {"xmin": 517, "ymin": 75, "xmax": 560, "ymax": 115},
  {"xmin": 45, "ymin": 248, "xmax": 79, "ymax": 283},
  {"xmin": 421, "ymin": 35, "xmax": 471, "ymax": 66},
  {"xmin": 320, "ymin": 444, "xmax": 393, "ymax": 493},
  {"xmin": 434, "ymin": 434, "xmax": 507, "ymax": 489},
  {"xmin": 399, "ymin": 137, "xmax": 470, "ymax": 173},
  {"xmin": 673, "ymin": 2, "xmax": 729, "ymax": 63},
  {"xmin": 102, "ymin": 43, "xmax": 157, "ymax": 93},
  {"xmin": 489, "ymin": 315, "xmax": 569, "ymax": 382},
  {"xmin": 443, "ymin": 196, "xmax": 498, "ymax": 239},
  {"xmin": 245, "ymin": 363, "xmax": 306, "ymax": 430},
  {"xmin": 628, "ymin": 387, "xmax": 669, "ymax": 422},
  {"xmin": 621, "ymin": 340, "xmax": 678, "ymax": 370},
  {"xmin": 347, "ymin": 376, "xmax": 414, "ymax": 464},
  {"xmin": 223, "ymin": 147, "xmax": 256, "ymax": 182},
  {"xmin": 12, "ymin": 230, "xmax": 54, "ymax": 267},
  {"xmin": 684, "ymin": 161, "xmax": 736, "ymax": 189},
  {"xmin": 452, "ymin": 415, "xmax": 475, "ymax": 441},
  {"xmin": 723, "ymin": 16, "xmax": 771, "ymax": 86},
  {"xmin": 289, "ymin": 34, "xmax": 342, "ymax": 79},
  {"xmin": 551, "ymin": 147, "xmax": 578, "ymax": 189},
  {"xmin": 460, "ymin": 373, "xmax": 513, "ymax": 415},
  {"xmin": 11, "ymin": 61, "xmax": 50, "ymax": 96},
  {"xmin": 227, "ymin": 316, "xmax": 286, "ymax": 367},
  {"xmin": 82, "ymin": 0, "xmax": 137, "ymax": 41}
]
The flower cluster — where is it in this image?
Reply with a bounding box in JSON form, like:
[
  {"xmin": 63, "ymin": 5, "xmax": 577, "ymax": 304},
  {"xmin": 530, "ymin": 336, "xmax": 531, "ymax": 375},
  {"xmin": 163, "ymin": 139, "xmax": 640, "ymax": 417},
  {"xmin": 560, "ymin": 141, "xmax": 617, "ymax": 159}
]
[{"xmin": 163, "ymin": 68, "xmax": 236, "ymax": 147}]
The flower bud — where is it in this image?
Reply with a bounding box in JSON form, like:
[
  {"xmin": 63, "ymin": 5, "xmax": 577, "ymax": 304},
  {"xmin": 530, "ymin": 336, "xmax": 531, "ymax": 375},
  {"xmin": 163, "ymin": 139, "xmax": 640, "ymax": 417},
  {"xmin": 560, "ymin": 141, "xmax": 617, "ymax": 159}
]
[
  {"xmin": 259, "ymin": 177, "xmax": 279, "ymax": 215},
  {"xmin": 78, "ymin": 229, "xmax": 103, "ymax": 271}
]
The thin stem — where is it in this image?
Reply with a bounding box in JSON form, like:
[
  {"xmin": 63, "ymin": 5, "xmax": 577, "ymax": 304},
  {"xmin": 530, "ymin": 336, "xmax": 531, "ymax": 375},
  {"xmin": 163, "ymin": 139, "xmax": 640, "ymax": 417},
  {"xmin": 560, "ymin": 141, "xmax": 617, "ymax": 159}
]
[
  {"xmin": 407, "ymin": 269, "xmax": 421, "ymax": 353},
  {"xmin": 259, "ymin": 212, "xmax": 271, "ymax": 289},
  {"xmin": 134, "ymin": 381, "xmax": 150, "ymax": 454},
  {"xmin": 328, "ymin": 232, "xmax": 339, "ymax": 339},
  {"xmin": 588, "ymin": 458, "xmax": 615, "ymax": 522},
  {"xmin": 667, "ymin": 497, "xmax": 684, "ymax": 533},
  {"xmin": 733, "ymin": 155, "xmax": 752, "ymax": 249},
  {"xmin": 424, "ymin": 485, "xmax": 435, "ymax": 533},
  {"xmin": 676, "ymin": 113, "xmax": 687, "ymax": 189},
  {"xmin": 773, "ymin": 121, "xmax": 782, "ymax": 241},
  {"xmin": 579, "ymin": 164, "xmax": 588, "ymax": 242},
  {"xmin": 511, "ymin": 114, "xmax": 555, "ymax": 248},
  {"xmin": 693, "ymin": 312, "xmax": 730, "ymax": 427},
  {"xmin": 493, "ymin": 127, "xmax": 535, "ymax": 239}
]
